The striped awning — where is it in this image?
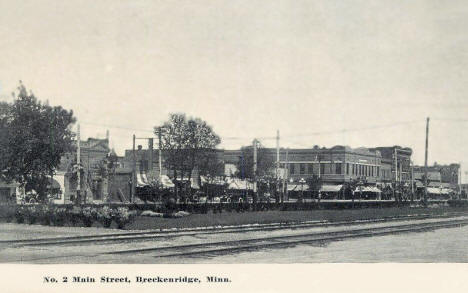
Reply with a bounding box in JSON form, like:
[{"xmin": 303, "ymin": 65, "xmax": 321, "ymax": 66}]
[
  {"xmin": 355, "ymin": 186, "xmax": 381, "ymax": 193},
  {"xmin": 287, "ymin": 183, "xmax": 309, "ymax": 191},
  {"xmin": 200, "ymin": 176, "xmax": 226, "ymax": 186},
  {"xmin": 320, "ymin": 185, "xmax": 343, "ymax": 192},
  {"xmin": 426, "ymin": 187, "xmax": 441, "ymax": 195},
  {"xmin": 159, "ymin": 175, "xmax": 175, "ymax": 188},
  {"xmin": 227, "ymin": 178, "xmax": 253, "ymax": 190}
]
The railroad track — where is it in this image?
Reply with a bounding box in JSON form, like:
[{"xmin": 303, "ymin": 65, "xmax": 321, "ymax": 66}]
[
  {"xmin": 3, "ymin": 212, "xmax": 467, "ymax": 247},
  {"xmin": 2, "ymin": 212, "xmax": 467, "ymax": 247},
  {"xmin": 103, "ymin": 218, "xmax": 468, "ymax": 259}
]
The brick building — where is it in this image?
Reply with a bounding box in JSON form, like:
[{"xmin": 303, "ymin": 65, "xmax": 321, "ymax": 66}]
[
  {"xmin": 369, "ymin": 146, "xmax": 413, "ymax": 184},
  {"xmin": 224, "ymin": 145, "xmax": 383, "ymax": 185},
  {"xmin": 413, "ymin": 163, "xmax": 460, "ymax": 189}
]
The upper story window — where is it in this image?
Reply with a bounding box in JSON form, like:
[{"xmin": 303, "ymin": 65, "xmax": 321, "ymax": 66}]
[
  {"xmin": 300, "ymin": 163, "xmax": 306, "ymax": 175},
  {"xmin": 289, "ymin": 163, "xmax": 295, "ymax": 174},
  {"xmin": 336, "ymin": 163, "xmax": 342, "ymax": 175}
]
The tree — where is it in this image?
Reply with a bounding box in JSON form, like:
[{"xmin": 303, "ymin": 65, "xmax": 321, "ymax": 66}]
[
  {"xmin": 155, "ymin": 113, "xmax": 221, "ymax": 200},
  {"xmin": 0, "ymin": 82, "xmax": 76, "ymax": 201},
  {"xmin": 235, "ymin": 141, "xmax": 274, "ymax": 179},
  {"xmin": 306, "ymin": 175, "xmax": 322, "ymax": 200},
  {"xmin": 198, "ymin": 150, "xmax": 225, "ymax": 180}
]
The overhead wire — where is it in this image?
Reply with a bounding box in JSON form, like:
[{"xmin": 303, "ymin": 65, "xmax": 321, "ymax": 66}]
[{"xmin": 80, "ymin": 119, "xmax": 424, "ymax": 142}]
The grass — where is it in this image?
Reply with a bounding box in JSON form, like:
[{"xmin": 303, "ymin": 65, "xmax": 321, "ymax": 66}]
[{"xmin": 125, "ymin": 206, "xmax": 468, "ymax": 230}]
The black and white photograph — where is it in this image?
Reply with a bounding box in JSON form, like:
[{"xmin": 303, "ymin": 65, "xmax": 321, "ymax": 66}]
[{"xmin": 1, "ymin": 0, "xmax": 468, "ymax": 291}]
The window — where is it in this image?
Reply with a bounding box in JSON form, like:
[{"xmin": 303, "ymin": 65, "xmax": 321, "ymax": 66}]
[
  {"xmin": 289, "ymin": 163, "xmax": 295, "ymax": 174},
  {"xmin": 0, "ymin": 188, "xmax": 11, "ymax": 203},
  {"xmin": 308, "ymin": 164, "xmax": 314, "ymax": 174},
  {"xmin": 336, "ymin": 163, "xmax": 342, "ymax": 175},
  {"xmin": 300, "ymin": 163, "xmax": 306, "ymax": 175},
  {"xmin": 346, "ymin": 163, "xmax": 349, "ymax": 175},
  {"xmin": 320, "ymin": 163, "xmax": 325, "ymax": 175},
  {"xmin": 377, "ymin": 167, "xmax": 380, "ymax": 177}
]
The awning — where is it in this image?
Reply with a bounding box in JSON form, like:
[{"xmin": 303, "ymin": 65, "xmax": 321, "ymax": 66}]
[
  {"xmin": 426, "ymin": 187, "xmax": 441, "ymax": 194},
  {"xmin": 159, "ymin": 175, "xmax": 175, "ymax": 188},
  {"xmin": 287, "ymin": 183, "xmax": 309, "ymax": 191},
  {"xmin": 366, "ymin": 186, "xmax": 382, "ymax": 193},
  {"xmin": 200, "ymin": 176, "xmax": 226, "ymax": 186},
  {"xmin": 441, "ymin": 188, "xmax": 452, "ymax": 195},
  {"xmin": 141, "ymin": 173, "xmax": 149, "ymax": 184},
  {"xmin": 320, "ymin": 185, "xmax": 343, "ymax": 192},
  {"xmin": 190, "ymin": 178, "xmax": 200, "ymax": 190},
  {"xmin": 227, "ymin": 178, "xmax": 253, "ymax": 190},
  {"xmin": 428, "ymin": 182, "xmax": 442, "ymax": 188},
  {"xmin": 136, "ymin": 172, "xmax": 148, "ymax": 187},
  {"xmin": 355, "ymin": 186, "xmax": 381, "ymax": 193}
]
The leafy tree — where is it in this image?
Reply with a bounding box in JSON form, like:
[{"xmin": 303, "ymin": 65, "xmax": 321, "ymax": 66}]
[
  {"xmin": 235, "ymin": 141, "xmax": 274, "ymax": 179},
  {"xmin": 155, "ymin": 113, "xmax": 221, "ymax": 200},
  {"xmin": 306, "ymin": 175, "xmax": 322, "ymax": 200},
  {"xmin": 197, "ymin": 150, "xmax": 225, "ymax": 180},
  {"xmin": 0, "ymin": 82, "xmax": 76, "ymax": 201}
]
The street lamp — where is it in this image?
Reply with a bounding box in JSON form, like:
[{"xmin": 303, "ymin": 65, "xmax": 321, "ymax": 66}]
[{"xmin": 299, "ymin": 178, "xmax": 306, "ymax": 202}]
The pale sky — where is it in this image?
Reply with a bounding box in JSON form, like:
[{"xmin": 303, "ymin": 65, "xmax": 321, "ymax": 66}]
[{"xmin": 0, "ymin": 1, "xmax": 467, "ymax": 181}]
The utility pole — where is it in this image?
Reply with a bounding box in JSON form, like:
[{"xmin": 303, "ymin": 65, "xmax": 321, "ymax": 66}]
[
  {"xmin": 276, "ymin": 130, "xmax": 280, "ymax": 202},
  {"xmin": 284, "ymin": 148, "xmax": 289, "ymax": 202},
  {"xmin": 459, "ymin": 162, "xmax": 462, "ymax": 197},
  {"xmin": 148, "ymin": 138, "xmax": 154, "ymax": 181},
  {"xmin": 400, "ymin": 159, "xmax": 403, "ymax": 200},
  {"xmin": 411, "ymin": 160, "xmax": 414, "ymax": 200},
  {"xmin": 158, "ymin": 129, "xmax": 163, "ymax": 179},
  {"xmin": 393, "ymin": 148, "xmax": 397, "ymax": 201},
  {"xmin": 316, "ymin": 154, "xmax": 321, "ymax": 202},
  {"xmin": 424, "ymin": 117, "xmax": 430, "ymax": 203},
  {"xmin": 132, "ymin": 134, "xmax": 136, "ymax": 203},
  {"xmin": 76, "ymin": 124, "xmax": 81, "ymax": 204},
  {"xmin": 253, "ymin": 139, "xmax": 258, "ymax": 202}
]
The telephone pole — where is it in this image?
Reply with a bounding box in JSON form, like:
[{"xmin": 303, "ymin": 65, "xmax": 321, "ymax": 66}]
[
  {"xmin": 411, "ymin": 160, "xmax": 414, "ymax": 200},
  {"xmin": 132, "ymin": 134, "xmax": 136, "ymax": 203},
  {"xmin": 148, "ymin": 138, "xmax": 154, "ymax": 181},
  {"xmin": 276, "ymin": 130, "xmax": 280, "ymax": 201},
  {"xmin": 424, "ymin": 117, "xmax": 430, "ymax": 203},
  {"xmin": 284, "ymin": 148, "xmax": 289, "ymax": 202},
  {"xmin": 393, "ymin": 148, "xmax": 397, "ymax": 201},
  {"xmin": 253, "ymin": 138, "xmax": 258, "ymax": 202},
  {"xmin": 157, "ymin": 129, "xmax": 163, "ymax": 179},
  {"xmin": 76, "ymin": 124, "xmax": 81, "ymax": 204}
]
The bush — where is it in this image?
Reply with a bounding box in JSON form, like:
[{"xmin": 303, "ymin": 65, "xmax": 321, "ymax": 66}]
[
  {"xmin": 68, "ymin": 206, "xmax": 82, "ymax": 226},
  {"xmin": 113, "ymin": 207, "xmax": 135, "ymax": 229},
  {"xmin": 3, "ymin": 205, "xmax": 16, "ymax": 223},
  {"xmin": 97, "ymin": 206, "xmax": 113, "ymax": 228},
  {"xmin": 15, "ymin": 206, "xmax": 25, "ymax": 223},
  {"xmin": 81, "ymin": 207, "xmax": 97, "ymax": 227},
  {"xmin": 51, "ymin": 207, "xmax": 67, "ymax": 226},
  {"xmin": 25, "ymin": 205, "xmax": 39, "ymax": 224},
  {"xmin": 39, "ymin": 205, "xmax": 53, "ymax": 225}
]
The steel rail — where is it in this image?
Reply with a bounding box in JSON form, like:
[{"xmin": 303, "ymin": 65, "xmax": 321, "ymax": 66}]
[
  {"xmin": 103, "ymin": 218, "xmax": 468, "ymax": 257},
  {"xmin": 4, "ymin": 213, "xmax": 465, "ymax": 247}
]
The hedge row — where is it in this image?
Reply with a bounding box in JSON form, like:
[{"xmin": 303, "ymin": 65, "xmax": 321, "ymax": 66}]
[{"xmin": 2, "ymin": 205, "xmax": 136, "ymax": 229}]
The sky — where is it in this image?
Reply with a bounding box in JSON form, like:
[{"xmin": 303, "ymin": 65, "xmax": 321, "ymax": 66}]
[{"xmin": 0, "ymin": 1, "xmax": 467, "ymax": 181}]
